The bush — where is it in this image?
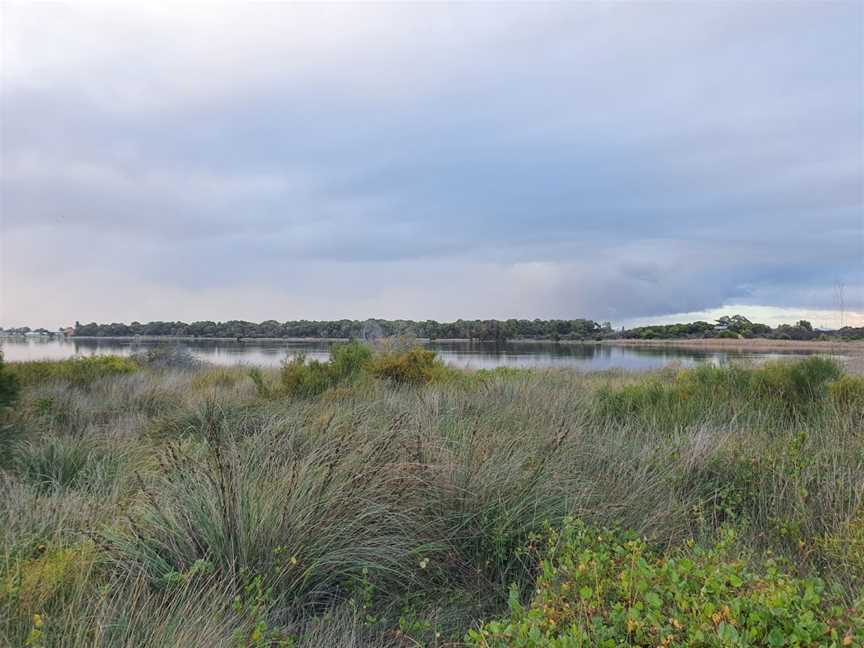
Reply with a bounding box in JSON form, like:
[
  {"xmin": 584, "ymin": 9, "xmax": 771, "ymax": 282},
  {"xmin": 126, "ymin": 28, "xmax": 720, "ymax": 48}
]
[
  {"xmin": 595, "ymin": 358, "xmax": 845, "ymax": 428},
  {"xmin": 1, "ymin": 542, "xmax": 96, "ymax": 619},
  {"xmin": 828, "ymin": 375, "xmax": 864, "ymax": 411},
  {"xmin": 328, "ymin": 341, "xmax": 373, "ymax": 381},
  {"xmin": 749, "ymin": 356, "xmax": 842, "ymax": 406},
  {"xmin": 277, "ymin": 341, "xmax": 372, "ymax": 397},
  {"xmin": 468, "ymin": 519, "xmax": 863, "ymax": 647},
  {"xmin": 367, "ymin": 347, "xmax": 445, "ymax": 385},
  {"xmin": 280, "ymin": 353, "xmax": 333, "ymax": 397},
  {"xmin": 819, "ymin": 509, "xmax": 864, "ymax": 582},
  {"xmin": 0, "ymin": 350, "xmax": 20, "ymax": 408},
  {"xmin": 8, "ymin": 356, "xmax": 138, "ymax": 387}
]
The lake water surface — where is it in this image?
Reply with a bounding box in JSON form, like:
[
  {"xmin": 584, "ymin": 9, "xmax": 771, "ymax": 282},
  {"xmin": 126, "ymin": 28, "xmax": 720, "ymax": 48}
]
[{"xmin": 1, "ymin": 337, "xmax": 830, "ymax": 372}]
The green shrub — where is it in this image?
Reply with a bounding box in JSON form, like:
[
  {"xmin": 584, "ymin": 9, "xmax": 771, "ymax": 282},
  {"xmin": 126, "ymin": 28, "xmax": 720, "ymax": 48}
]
[
  {"xmin": 280, "ymin": 353, "xmax": 333, "ymax": 397},
  {"xmin": 9, "ymin": 356, "xmax": 138, "ymax": 388},
  {"xmin": 190, "ymin": 367, "xmax": 244, "ymax": 390},
  {"xmin": 0, "ymin": 350, "xmax": 20, "ymax": 408},
  {"xmin": 468, "ymin": 519, "xmax": 863, "ymax": 647},
  {"xmin": 328, "ymin": 341, "xmax": 373, "ymax": 381},
  {"xmin": 749, "ymin": 356, "xmax": 842, "ymax": 406},
  {"xmin": 1, "ymin": 542, "xmax": 96, "ymax": 619},
  {"xmin": 818, "ymin": 509, "xmax": 864, "ymax": 582},
  {"xmin": 277, "ymin": 342, "xmax": 372, "ymax": 397},
  {"xmin": 595, "ymin": 358, "xmax": 844, "ymax": 428},
  {"xmin": 367, "ymin": 347, "xmax": 445, "ymax": 384},
  {"xmin": 827, "ymin": 375, "xmax": 864, "ymax": 411}
]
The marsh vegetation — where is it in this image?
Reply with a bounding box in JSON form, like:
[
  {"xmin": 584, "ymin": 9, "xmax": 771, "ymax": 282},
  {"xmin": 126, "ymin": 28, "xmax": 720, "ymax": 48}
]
[{"xmin": 0, "ymin": 347, "xmax": 862, "ymax": 646}]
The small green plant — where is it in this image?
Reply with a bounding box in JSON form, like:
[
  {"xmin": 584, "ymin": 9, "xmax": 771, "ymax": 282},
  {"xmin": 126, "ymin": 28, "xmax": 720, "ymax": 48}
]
[
  {"xmin": 468, "ymin": 519, "xmax": 863, "ymax": 647},
  {"xmin": 819, "ymin": 509, "xmax": 864, "ymax": 581},
  {"xmin": 231, "ymin": 574, "xmax": 294, "ymax": 647}
]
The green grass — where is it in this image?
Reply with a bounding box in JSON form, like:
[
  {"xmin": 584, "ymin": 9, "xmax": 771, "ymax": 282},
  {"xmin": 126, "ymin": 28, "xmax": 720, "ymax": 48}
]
[{"xmin": 0, "ymin": 352, "xmax": 862, "ymax": 646}]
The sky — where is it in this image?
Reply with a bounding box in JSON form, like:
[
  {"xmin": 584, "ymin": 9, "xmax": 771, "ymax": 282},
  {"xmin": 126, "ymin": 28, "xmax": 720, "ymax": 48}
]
[{"xmin": 1, "ymin": 1, "xmax": 862, "ymax": 330}]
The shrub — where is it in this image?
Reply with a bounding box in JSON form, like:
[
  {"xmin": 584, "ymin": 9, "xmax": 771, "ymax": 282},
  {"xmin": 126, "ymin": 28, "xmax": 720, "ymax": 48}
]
[
  {"xmin": 827, "ymin": 375, "xmax": 864, "ymax": 411},
  {"xmin": 468, "ymin": 519, "xmax": 863, "ymax": 647},
  {"xmin": 749, "ymin": 356, "xmax": 842, "ymax": 406},
  {"xmin": 328, "ymin": 341, "xmax": 373, "ymax": 382},
  {"xmin": 280, "ymin": 353, "xmax": 333, "ymax": 397},
  {"xmin": 276, "ymin": 342, "xmax": 374, "ymax": 397},
  {"xmin": 595, "ymin": 358, "xmax": 845, "ymax": 428},
  {"xmin": 0, "ymin": 350, "xmax": 20, "ymax": 408},
  {"xmin": 1, "ymin": 542, "xmax": 96, "ymax": 618},
  {"xmin": 818, "ymin": 509, "xmax": 864, "ymax": 582},
  {"xmin": 190, "ymin": 367, "xmax": 244, "ymax": 390},
  {"xmin": 367, "ymin": 347, "xmax": 445, "ymax": 385}
]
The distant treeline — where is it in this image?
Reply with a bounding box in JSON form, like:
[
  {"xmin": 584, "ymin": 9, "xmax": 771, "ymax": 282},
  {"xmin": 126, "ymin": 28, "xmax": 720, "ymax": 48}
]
[
  {"xmin": 623, "ymin": 315, "xmax": 864, "ymax": 341},
  {"xmin": 71, "ymin": 318, "xmax": 606, "ymax": 341},
  {"xmin": 55, "ymin": 314, "xmax": 863, "ymax": 341}
]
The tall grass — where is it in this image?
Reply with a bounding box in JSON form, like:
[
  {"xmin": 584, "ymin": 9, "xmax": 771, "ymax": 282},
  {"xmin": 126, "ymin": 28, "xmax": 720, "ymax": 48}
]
[{"xmin": 1, "ymin": 354, "xmax": 862, "ymax": 645}]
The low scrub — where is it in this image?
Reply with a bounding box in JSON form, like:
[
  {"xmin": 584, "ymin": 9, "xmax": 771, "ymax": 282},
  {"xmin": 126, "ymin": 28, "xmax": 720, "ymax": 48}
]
[
  {"xmin": 366, "ymin": 346, "xmax": 449, "ymax": 385},
  {"xmin": 253, "ymin": 341, "xmax": 455, "ymax": 398},
  {"xmin": 596, "ymin": 357, "xmax": 847, "ymax": 428},
  {"xmin": 468, "ymin": 520, "xmax": 863, "ymax": 647},
  {"xmin": 8, "ymin": 355, "xmax": 138, "ymax": 388},
  {"xmin": 269, "ymin": 341, "xmax": 373, "ymax": 397},
  {"xmin": 2, "ymin": 356, "xmax": 863, "ymax": 645}
]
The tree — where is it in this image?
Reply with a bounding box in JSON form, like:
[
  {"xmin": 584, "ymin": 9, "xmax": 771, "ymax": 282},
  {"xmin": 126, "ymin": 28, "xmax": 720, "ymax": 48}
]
[{"xmin": 796, "ymin": 320, "xmax": 813, "ymax": 331}]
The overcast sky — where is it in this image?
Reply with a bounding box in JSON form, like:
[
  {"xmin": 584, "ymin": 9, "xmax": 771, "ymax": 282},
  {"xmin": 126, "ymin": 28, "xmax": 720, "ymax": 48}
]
[{"xmin": 1, "ymin": 2, "xmax": 862, "ymax": 329}]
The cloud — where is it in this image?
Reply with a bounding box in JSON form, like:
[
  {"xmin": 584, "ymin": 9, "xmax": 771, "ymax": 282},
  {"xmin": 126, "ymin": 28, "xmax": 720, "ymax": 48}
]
[{"xmin": 1, "ymin": 1, "xmax": 861, "ymax": 328}]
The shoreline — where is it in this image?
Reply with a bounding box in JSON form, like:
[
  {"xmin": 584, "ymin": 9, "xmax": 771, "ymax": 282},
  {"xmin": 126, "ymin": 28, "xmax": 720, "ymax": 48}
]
[
  {"xmin": 601, "ymin": 338, "xmax": 864, "ymax": 352},
  {"xmin": 8, "ymin": 335, "xmax": 862, "ymax": 352}
]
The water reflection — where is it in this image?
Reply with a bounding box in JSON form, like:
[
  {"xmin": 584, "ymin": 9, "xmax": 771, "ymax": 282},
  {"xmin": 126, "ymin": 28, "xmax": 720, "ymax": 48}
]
[{"xmin": 0, "ymin": 337, "xmax": 829, "ymax": 372}]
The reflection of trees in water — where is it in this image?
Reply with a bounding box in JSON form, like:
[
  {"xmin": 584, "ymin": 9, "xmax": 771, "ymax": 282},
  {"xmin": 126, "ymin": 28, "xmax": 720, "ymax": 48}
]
[{"xmin": 4, "ymin": 337, "xmax": 827, "ymax": 370}]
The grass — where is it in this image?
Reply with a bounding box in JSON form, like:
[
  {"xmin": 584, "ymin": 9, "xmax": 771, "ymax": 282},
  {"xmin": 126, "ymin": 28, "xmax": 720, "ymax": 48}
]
[{"xmin": 0, "ymin": 350, "xmax": 862, "ymax": 646}]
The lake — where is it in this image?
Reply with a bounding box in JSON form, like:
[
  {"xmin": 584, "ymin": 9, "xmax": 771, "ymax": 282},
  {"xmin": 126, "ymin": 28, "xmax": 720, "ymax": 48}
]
[{"xmin": 0, "ymin": 337, "xmax": 830, "ymax": 371}]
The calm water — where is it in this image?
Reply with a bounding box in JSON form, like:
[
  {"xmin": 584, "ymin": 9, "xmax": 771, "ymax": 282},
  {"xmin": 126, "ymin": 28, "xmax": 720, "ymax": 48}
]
[{"xmin": 0, "ymin": 337, "xmax": 829, "ymax": 371}]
